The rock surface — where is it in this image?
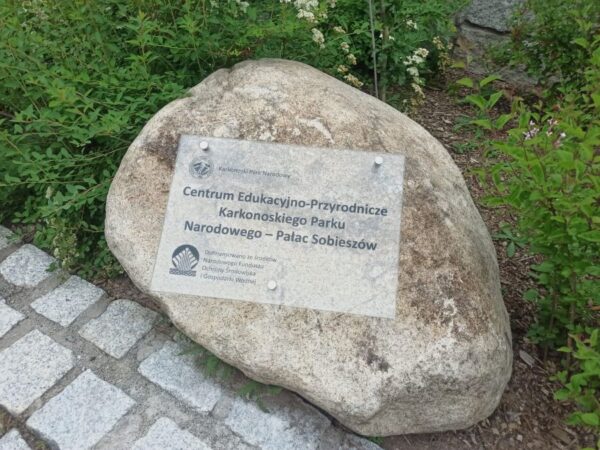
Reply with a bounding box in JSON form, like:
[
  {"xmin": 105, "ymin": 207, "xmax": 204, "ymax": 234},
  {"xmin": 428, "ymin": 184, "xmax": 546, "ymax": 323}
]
[
  {"xmin": 459, "ymin": 0, "xmax": 523, "ymax": 33},
  {"xmin": 105, "ymin": 59, "xmax": 512, "ymax": 436},
  {"xmin": 454, "ymin": 0, "xmax": 535, "ymax": 88}
]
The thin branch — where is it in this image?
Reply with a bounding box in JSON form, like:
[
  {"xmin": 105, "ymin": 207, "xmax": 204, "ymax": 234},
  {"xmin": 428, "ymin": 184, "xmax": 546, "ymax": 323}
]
[{"xmin": 367, "ymin": 0, "xmax": 379, "ymax": 99}]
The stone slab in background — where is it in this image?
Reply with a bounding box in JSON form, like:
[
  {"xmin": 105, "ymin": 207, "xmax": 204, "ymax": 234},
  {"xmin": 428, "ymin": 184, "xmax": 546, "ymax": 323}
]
[
  {"xmin": 0, "ymin": 298, "xmax": 25, "ymax": 338},
  {"xmin": 0, "ymin": 430, "xmax": 31, "ymax": 450},
  {"xmin": 138, "ymin": 341, "xmax": 223, "ymax": 413},
  {"xmin": 0, "ymin": 330, "xmax": 74, "ymax": 414},
  {"xmin": 26, "ymin": 370, "xmax": 135, "ymax": 450},
  {"xmin": 79, "ymin": 299, "xmax": 157, "ymax": 358},
  {"xmin": 31, "ymin": 275, "xmax": 105, "ymax": 327},
  {"xmin": 131, "ymin": 417, "xmax": 211, "ymax": 450},
  {"xmin": 454, "ymin": 0, "xmax": 536, "ymax": 87},
  {"xmin": 106, "ymin": 59, "xmax": 512, "ymax": 435},
  {"xmin": 459, "ymin": 0, "xmax": 524, "ymax": 32}
]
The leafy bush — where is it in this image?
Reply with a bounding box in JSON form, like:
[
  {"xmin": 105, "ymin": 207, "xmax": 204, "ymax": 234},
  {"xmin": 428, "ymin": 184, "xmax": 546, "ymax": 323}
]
[
  {"xmin": 477, "ymin": 30, "xmax": 599, "ymax": 437},
  {"xmin": 554, "ymin": 330, "xmax": 600, "ymax": 447},
  {"xmin": 324, "ymin": 0, "xmax": 463, "ymax": 105},
  {"xmin": 483, "ymin": 50, "xmax": 599, "ymax": 349},
  {"xmin": 508, "ymin": 0, "xmax": 600, "ymax": 91},
  {"xmin": 0, "ymin": 0, "xmax": 460, "ymax": 277}
]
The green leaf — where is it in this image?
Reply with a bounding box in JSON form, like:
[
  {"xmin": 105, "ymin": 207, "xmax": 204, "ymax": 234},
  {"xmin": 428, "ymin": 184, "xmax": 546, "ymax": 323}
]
[
  {"xmin": 531, "ymin": 261, "xmax": 555, "ymax": 273},
  {"xmin": 455, "ymin": 77, "xmax": 474, "ymax": 88},
  {"xmin": 465, "ymin": 94, "xmax": 487, "ymax": 111},
  {"xmin": 523, "ymin": 289, "xmax": 538, "ymax": 301},
  {"xmin": 572, "ymin": 37, "xmax": 589, "ymax": 49},
  {"xmin": 494, "ymin": 114, "xmax": 512, "ymax": 129},
  {"xmin": 487, "ymin": 91, "xmax": 504, "ymax": 109},
  {"xmin": 471, "ymin": 118, "xmax": 492, "ymax": 130},
  {"xmin": 479, "ymin": 74, "xmax": 501, "ymax": 87},
  {"xmin": 579, "ymin": 230, "xmax": 600, "ymax": 242},
  {"xmin": 506, "ymin": 241, "xmax": 516, "ymax": 257},
  {"xmin": 580, "ymin": 413, "xmax": 599, "ymax": 426}
]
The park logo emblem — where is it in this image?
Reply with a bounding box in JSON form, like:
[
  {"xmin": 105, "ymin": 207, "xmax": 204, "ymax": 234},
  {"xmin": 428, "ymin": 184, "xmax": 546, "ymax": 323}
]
[
  {"xmin": 189, "ymin": 157, "xmax": 213, "ymax": 179},
  {"xmin": 169, "ymin": 244, "xmax": 199, "ymax": 277}
]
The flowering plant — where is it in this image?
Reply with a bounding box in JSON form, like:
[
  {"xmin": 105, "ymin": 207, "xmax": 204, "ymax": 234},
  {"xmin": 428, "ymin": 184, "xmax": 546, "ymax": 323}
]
[{"xmin": 278, "ymin": 0, "xmax": 463, "ymax": 106}]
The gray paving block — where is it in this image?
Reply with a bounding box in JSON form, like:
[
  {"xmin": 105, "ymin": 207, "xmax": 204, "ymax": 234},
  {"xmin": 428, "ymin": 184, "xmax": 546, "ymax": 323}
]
[
  {"xmin": 0, "ymin": 226, "xmax": 18, "ymax": 251},
  {"xmin": 138, "ymin": 341, "xmax": 222, "ymax": 412},
  {"xmin": 341, "ymin": 434, "xmax": 382, "ymax": 450},
  {"xmin": 0, "ymin": 244, "xmax": 55, "ymax": 289},
  {"xmin": 0, "ymin": 330, "xmax": 74, "ymax": 414},
  {"xmin": 0, "ymin": 298, "xmax": 25, "ymax": 338},
  {"xmin": 31, "ymin": 275, "xmax": 105, "ymax": 327},
  {"xmin": 132, "ymin": 417, "xmax": 212, "ymax": 450},
  {"xmin": 0, "ymin": 430, "xmax": 31, "ymax": 450},
  {"xmin": 79, "ymin": 299, "xmax": 158, "ymax": 358},
  {"xmin": 225, "ymin": 397, "xmax": 330, "ymax": 450},
  {"xmin": 26, "ymin": 370, "xmax": 135, "ymax": 450}
]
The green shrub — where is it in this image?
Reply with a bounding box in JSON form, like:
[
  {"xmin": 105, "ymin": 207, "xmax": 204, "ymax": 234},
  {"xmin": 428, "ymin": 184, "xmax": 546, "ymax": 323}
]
[
  {"xmin": 0, "ymin": 0, "xmax": 460, "ymax": 277},
  {"xmin": 554, "ymin": 330, "xmax": 600, "ymax": 447},
  {"xmin": 484, "ymin": 100, "xmax": 599, "ymax": 348},
  {"xmin": 328, "ymin": 0, "xmax": 463, "ymax": 105},
  {"xmin": 478, "ymin": 31, "xmax": 599, "ymax": 437},
  {"xmin": 508, "ymin": 0, "xmax": 600, "ymax": 92}
]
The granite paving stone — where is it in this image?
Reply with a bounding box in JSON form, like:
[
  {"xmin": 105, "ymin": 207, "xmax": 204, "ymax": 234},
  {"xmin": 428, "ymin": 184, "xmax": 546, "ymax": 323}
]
[
  {"xmin": 0, "ymin": 330, "xmax": 73, "ymax": 414},
  {"xmin": 0, "ymin": 298, "xmax": 25, "ymax": 338},
  {"xmin": 79, "ymin": 299, "xmax": 158, "ymax": 358},
  {"xmin": 0, "ymin": 430, "xmax": 31, "ymax": 450},
  {"xmin": 132, "ymin": 417, "xmax": 212, "ymax": 450},
  {"xmin": 31, "ymin": 275, "xmax": 105, "ymax": 327},
  {"xmin": 0, "ymin": 245, "xmax": 55, "ymax": 289},
  {"xmin": 341, "ymin": 434, "xmax": 383, "ymax": 450},
  {"xmin": 138, "ymin": 340, "xmax": 222, "ymax": 412},
  {"xmin": 225, "ymin": 397, "xmax": 330, "ymax": 450},
  {"xmin": 26, "ymin": 370, "xmax": 135, "ymax": 450},
  {"xmin": 0, "ymin": 226, "xmax": 17, "ymax": 252}
]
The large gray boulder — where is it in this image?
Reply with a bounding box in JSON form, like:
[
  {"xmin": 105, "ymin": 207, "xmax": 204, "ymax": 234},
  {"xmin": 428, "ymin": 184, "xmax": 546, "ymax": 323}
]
[
  {"xmin": 459, "ymin": 0, "xmax": 524, "ymax": 33},
  {"xmin": 105, "ymin": 59, "xmax": 512, "ymax": 436}
]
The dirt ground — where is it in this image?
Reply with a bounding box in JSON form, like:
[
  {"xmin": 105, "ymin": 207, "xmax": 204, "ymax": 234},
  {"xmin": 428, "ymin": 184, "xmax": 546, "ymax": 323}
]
[{"xmin": 99, "ymin": 73, "xmax": 597, "ymax": 449}]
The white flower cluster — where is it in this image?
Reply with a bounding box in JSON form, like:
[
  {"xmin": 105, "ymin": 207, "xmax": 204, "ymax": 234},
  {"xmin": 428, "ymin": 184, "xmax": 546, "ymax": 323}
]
[
  {"xmin": 281, "ymin": 0, "xmax": 320, "ymax": 23},
  {"xmin": 405, "ymin": 19, "xmax": 417, "ymax": 30},
  {"xmin": 524, "ymin": 118, "xmax": 566, "ymax": 146},
  {"xmin": 339, "ymin": 41, "xmax": 356, "ymax": 65},
  {"xmin": 403, "ymin": 47, "xmax": 429, "ymax": 66},
  {"xmin": 403, "ymin": 48, "xmax": 429, "ymax": 102},
  {"xmin": 311, "ymin": 28, "xmax": 325, "ymax": 48},
  {"xmin": 432, "ymin": 36, "xmax": 444, "ymax": 50},
  {"xmin": 344, "ymin": 74, "xmax": 363, "ymax": 88},
  {"xmin": 235, "ymin": 0, "xmax": 249, "ymax": 12}
]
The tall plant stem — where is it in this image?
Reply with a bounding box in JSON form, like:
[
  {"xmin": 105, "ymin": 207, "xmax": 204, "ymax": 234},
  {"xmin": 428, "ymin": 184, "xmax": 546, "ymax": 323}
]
[
  {"xmin": 367, "ymin": 0, "xmax": 379, "ymax": 99},
  {"xmin": 378, "ymin": 0, "xmax": 389, "ymax": 102}
]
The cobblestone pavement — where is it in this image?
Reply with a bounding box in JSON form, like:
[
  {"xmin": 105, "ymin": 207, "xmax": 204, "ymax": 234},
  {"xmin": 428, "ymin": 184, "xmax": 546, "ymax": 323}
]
[{"xmin": 0, "ymin": 226, "xmax": 380, "ymax": 450}]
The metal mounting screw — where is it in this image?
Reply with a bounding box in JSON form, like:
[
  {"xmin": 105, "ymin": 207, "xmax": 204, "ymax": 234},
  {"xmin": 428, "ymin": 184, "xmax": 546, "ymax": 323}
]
[
  {"xmin": 200, "ymin": 141, "xmax": 209, "ymax": 151},
  {"xmin": 267, "ymin": 280, "xmax": 277, "ymax": 290},
  {"xmin": 374, "ymin": 156, "xmax": 383, "ymax": 166}
]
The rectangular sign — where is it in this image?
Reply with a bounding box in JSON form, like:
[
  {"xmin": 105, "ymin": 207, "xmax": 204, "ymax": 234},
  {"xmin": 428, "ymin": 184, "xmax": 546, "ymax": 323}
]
[{"xmin": 150, "ymin": 136, "xmax": 405, "ymax": 318}]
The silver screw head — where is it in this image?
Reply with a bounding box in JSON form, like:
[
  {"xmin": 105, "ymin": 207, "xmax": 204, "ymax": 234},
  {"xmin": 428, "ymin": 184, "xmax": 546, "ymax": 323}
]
[
  {"xmin": 267, "ymin": 280, "xmax": 277, "ymax": 290},
  {"xmin": 200, "ymin": 141, "xmax": 209, "ymax": 151},
  {"xmin": 374, "ymin": 156, "xmax": 384, "ymax": 166}
]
